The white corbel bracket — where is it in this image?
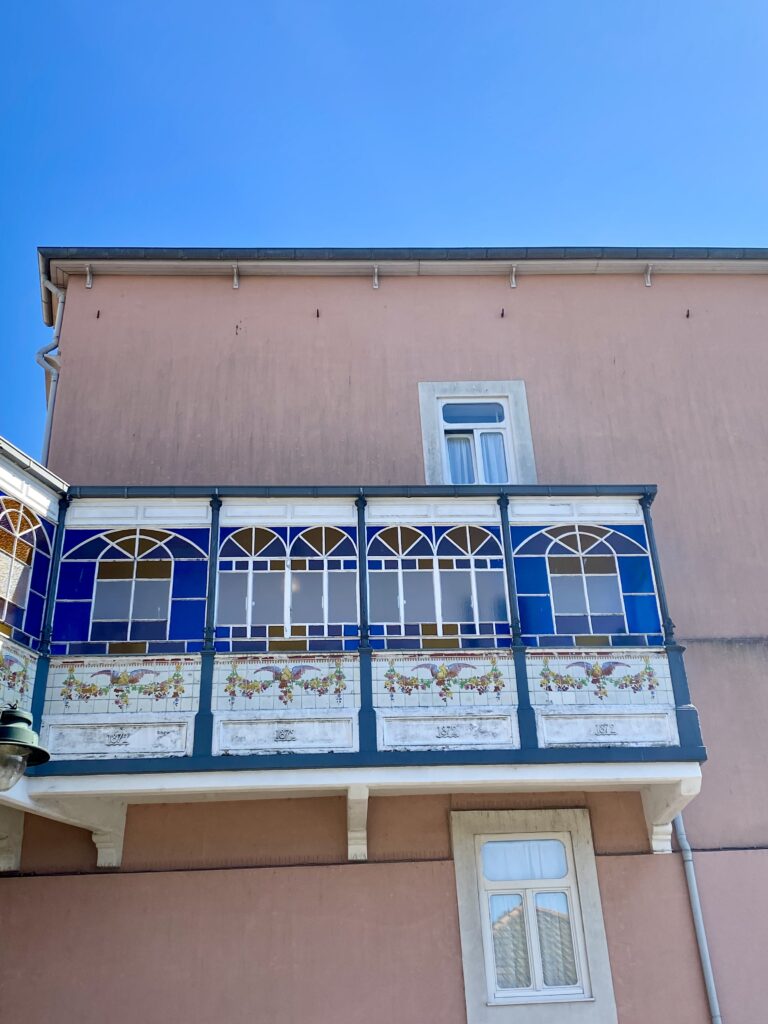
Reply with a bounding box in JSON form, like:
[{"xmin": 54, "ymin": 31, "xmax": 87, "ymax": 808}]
[
  {"xmin": 641, "ymin": 777, "xmax": 700, "ymax": 853},
  {"xmin": 644, "ymin": 263, "xmax": 653, "ymax": 287},
  {"xmin": 509, "ymin": 266, "xmax": 517, "ymax": 288},
  {"xmin": 372, "ymin": 265, "xmax": 379, "ymax": 289},
  {"xmin": 43, "ymin": 797, "xmax": 128, "ymax": 868},
  {"xmin": 85, "ymin": 265, "xmax": 93, "ymax": 289},
  {"xmin": 347, "ymin": 784, "xmax": 369, "ymax": 861},
  {"xmin": 232, "ymin": 264, "xmax": 240, "ymax": 289}
]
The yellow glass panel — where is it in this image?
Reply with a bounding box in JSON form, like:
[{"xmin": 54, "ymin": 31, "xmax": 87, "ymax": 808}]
[
  {"xmin": 253, "ymin": 527, "xmax": 277, "ymax": 555},
  {"xmin": 443, "ymin": 623, "xmax": 459, "ymax": 635},
  {"xmin": 98, "ymin": 561, "xmax": 133, "ymax": 579},
  {"xmin": 290, "ymin": 625, "xmax": 307, "ymax": 636},
  {"xmin": 268, "ymin": 625, "xmax": 284, "ymax": 637},
  {"xmin": 13, "ymin": 538, "xmax": 33, "ymax": 565},
  {"xmin": 423, "ymin": 637, "xmax": 459, "ymax": 649},
  {"xmin": 422, "ymin": 623, "xmax": 438, "ymax": 636},
  {"xmin": 0, "ymin": 530, "xmax": 14, "ymax": 557},
  {"xmin": 108, "ymin": 642, "xmax": 147, "ymax": 655},
  {"xmin": 269, "ymin": 639, "xmax": 308, "ymax": 652},
  {"xmin": 136, "ymin": 560, "xmax": 172, "ymax": 579}
]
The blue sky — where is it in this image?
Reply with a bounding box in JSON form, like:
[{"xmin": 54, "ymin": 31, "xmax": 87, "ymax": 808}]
[{"xmin": 2, "ymin": 1, "xmax": 767, "ymax": 458}]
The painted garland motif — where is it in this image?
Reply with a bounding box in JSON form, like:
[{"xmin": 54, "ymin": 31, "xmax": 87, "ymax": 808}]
[
  {"xmin": 0, "ymin": 651, "xmax": 31, "ymax": 699},
  {"xmin": 60, "ymin": 665, "xmax": 186, "ymax": 710},
  {"xmin": 384, "ymin": 657, "xmax": 504, "ymax": 703},
  {"xmin": 224, "ymin": 662, "xmax": 347, "ymax": 707},
  {"xmin": 538, "ymin": 658, "xmax": 657, "ymax": 701}
]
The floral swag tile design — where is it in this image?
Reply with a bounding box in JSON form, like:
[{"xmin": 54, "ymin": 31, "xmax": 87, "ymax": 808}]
[
  {"xmin": 383, "ymin": 656, "xmax": 505, "ymax": 703},
  {"xmin": 224, "ymin": 661, "xmax": 347, "ymax": 707},
  {"xmin": 1, "ymin": 649, "xmax": 32, "ymax": 701},
  {"xmin": 60, "ymin": 664, "xmax": 186, "ymax": 710},
  {"xmin": 538, "ymin": 658, "xmax": 658, "ymax": 701}
]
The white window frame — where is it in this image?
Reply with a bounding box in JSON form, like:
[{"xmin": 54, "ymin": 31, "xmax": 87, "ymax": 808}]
[
  {"xmin": 451, "ymin": 809, "xmax": 617, "ymax": 1024},
  {"xmin": 419, "ymin": 381, "xmax": 537, "ymax": 486},
  {"xmin": 440, "ymin": 402, "xmax": 513, "ymax": 485}
]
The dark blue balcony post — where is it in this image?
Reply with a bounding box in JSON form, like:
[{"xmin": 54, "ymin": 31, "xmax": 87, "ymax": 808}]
[
  {"xmin": 30, "ymin": 496, "xmax": 70, "ymax": 732},
  {"xmin": 641, "ymin": 495, "xmax": 704, "ymax": 753},
  {"xmin": 498, "ymin": 495, "xmax": 538, "ymax": 751},
  {"xmin": 193, "ymin": 493, "xmax": 222, "ymax": 756},
  {"xmin": 356, "ymin": 493, "xmax": 376, "ymax": 753}
]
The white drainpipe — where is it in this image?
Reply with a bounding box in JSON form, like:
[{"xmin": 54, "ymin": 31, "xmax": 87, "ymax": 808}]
[
  {"xmin": 36, "ymin": 279, "xmax": 66, "ymax": 466},
  {"xmin": 674, "ymin": 813, "xmax": 723, "ymax": 1023}
]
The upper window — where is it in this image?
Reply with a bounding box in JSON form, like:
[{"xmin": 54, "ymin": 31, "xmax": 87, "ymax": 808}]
[
  {"xmin": 442, "ymin": 401, "xmax": 511, "ymax": 484},
  {"xmin": 418, "ymin": 381, "xmax": 537, "ymax": 486},
  {"xmin": 451, "ymin": 809, "xmax": 618, "ymax": 1024}
]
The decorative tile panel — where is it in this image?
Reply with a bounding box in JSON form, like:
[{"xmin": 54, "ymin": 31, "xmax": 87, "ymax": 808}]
[
  {"xmin": 213, "ymin": 711, "xmax": 357, "ymax": 755},
  {"xmin": 42, "ymin": 714, "xmax": 193, "ymax": 759},
  {"xmin": 373, "ymin": 652, "xmax": 518, "ymax": 751},
  {"xmin": 44, "ymin": 656, "xmax": 201, "ymax": 715},
  {"xmin": 528, "ymin": 648, "xmax": 678, "ymax": 748},
  {"xmin": 0, "ymin": 635, "xmax": 36, "ymax": 712},
  {"xmin": 213, "ymin": 654, "xmax": 359, "ymax": 712}
]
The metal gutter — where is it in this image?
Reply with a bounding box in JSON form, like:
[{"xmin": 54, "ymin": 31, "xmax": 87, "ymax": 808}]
[
  {"xmin": 66, "ymin": 483, "xmax": 657, "ymax": 499},
  {"xmin": 37, "ymin": 245, "xmax": 768, "ymax": 324},
  {"xmin": 0, "ymin": 435, "xmax": 67, "ymax": 494}
]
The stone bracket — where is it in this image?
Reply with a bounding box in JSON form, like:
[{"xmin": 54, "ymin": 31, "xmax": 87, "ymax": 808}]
[
  {"xmin": 0, "ymin": 806, "xmax": 25, "ymax": 872},
  {"xmin": 347, "ymin": 784, "xmax": 369, "ymax": 861},
  {"xmin": 641, "ymin": 777, "xmax": 701, "ymax": 853},
  {"xmin": 43, "ymin": 797, "xmax": 128, "ymax": 868}
]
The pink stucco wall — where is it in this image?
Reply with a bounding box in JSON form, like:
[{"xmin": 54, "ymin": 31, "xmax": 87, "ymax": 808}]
[{"xmin": 0, "ymin": 854, "xmax": 714, "ymax": 1024}]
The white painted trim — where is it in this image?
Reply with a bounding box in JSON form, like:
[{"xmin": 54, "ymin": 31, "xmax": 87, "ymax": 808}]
[
  {"xmin": 0, "ymin": 806, "xmax": 24, "ymax": 871},
  {"xmin": 20, "ymin": 761, "xmax": 702, "ymax": 802},
  {"xmin": 67, "ymin": 498, "xmax": 211, "ymax": 527},
  {"xmin": 419, "ymin": 381, "xmax": 537, "ymax": 486},
  {"xmin": 451, "ymin": 809, "xmax": 618, "ymax": 1024},
  {"xmin": 0, "ymin": 451, "xmax": 62, "ymax": 522},
  {"xmin": 347, "ymin": 784, "xmax": 369, "ymax": 861}
]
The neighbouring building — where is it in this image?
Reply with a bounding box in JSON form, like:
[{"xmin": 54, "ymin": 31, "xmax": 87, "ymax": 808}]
[{"xmin": 0, "ymin": 246, "xmax": 766, "ymax": 1024}]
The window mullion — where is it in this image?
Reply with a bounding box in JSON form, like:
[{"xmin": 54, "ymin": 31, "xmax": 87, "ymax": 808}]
[
  {"xmin": 526, "ymin": 888, "xmax": 545, "ymax": 992},
  {"xmin": 246, "ymin": 560, "xmax": 253, "ymax": 632},
  {"xmin": 397, "ymin": 559, "xmax": 405, "ymax": 630},
  {"xmin": 283, "ymin": 560, "xmax": 291, "ymax": 635},
  {"xmin": 322, "ymin": 561, "xmax": 329, "ymax": 632},
  {"xmin": 469, "ymin": 556, "xmax": 480, "ymax": 630}
]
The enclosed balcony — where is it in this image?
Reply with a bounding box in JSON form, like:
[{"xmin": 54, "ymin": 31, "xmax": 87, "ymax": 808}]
[{"xmin": 0, "ymin": 439, "xmax": 705, "ymax": 861}]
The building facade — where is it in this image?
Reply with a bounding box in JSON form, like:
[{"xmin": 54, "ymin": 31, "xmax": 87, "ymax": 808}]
[{"xmin": 0, "ymin": 247, "xmax": 766, "ymax": 1023}]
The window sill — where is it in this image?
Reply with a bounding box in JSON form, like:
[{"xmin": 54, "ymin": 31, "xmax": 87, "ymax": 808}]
[{"xmin": 487, "ymin": 995, "xmax": 594, "ymax": 1007}]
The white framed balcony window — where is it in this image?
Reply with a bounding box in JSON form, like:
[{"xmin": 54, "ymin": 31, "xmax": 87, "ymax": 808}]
[
  {"xmin": 419, "ymin": 381, "xmax": 537, "ymax": 486},
  {"xmin": 451, "ymin": 809, "xmax": 617, "ymax": 1024}
]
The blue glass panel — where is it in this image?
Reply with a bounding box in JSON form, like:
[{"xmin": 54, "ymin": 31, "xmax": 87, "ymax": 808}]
[
  {"xmin": 50, "ymin": 644, "xmax": 67, "ymax": 655},
  {"xmin": 463, "ymin": 637, "xmax": 495, "ymax": 649},
  {"xmin": 308, "ymin": 560, "xmax": 324, "ymax": 571},
  {"xmin": 328, "ymin": 624, "xmax": 342, "ymax": 636},
  {"xmin": 408, "ymin": 537, "xmax": 434, "ymax": 556},
  {"xmin": 384, "ymin": 560, "xmax": 398, "ymax": 570},
  {"xmin": 474, "ymin": 559, "xmax": 487, "ymax": 569},
  {"xmin": 344, "ymin": 639, "xmax": 360, "ymax": 651},
  {"xmin": 260, "ymin": 538, "xmax": 287, "ymax": 557},
  {"xmin": 169, "ymin": 599, "xmax": 205, "ymax": 640},
  {"xmin": 624, "ymin": 595, "xmax": 661, "ymax": 633},
  {"xmin": 496, "ymin": 637, "xmax": 512, "ymax": 648},
  {"xmin": 513, "ymin": 557, "xmax": 548, "ymax": 594},
  {"xmin": 64, "ymin": 537, "xmax": 111, "ymax": 560},
  {"xmin": 369, "ymin": 560, "xmax": 382, "ymax": 570},
  {"xmin": 91, "ymin": 621, "xmax": 129, "ymax": 641},
  {"xmin": 367, "ymin": 538, "xmax": 394, "ymax": 557},
  {"xmin": 172, "ymin": 561, "xmax": 208, "ymax": 599},
  {"xmin": 213, "ymin": 641, "xmax": 230, "ymax": 652},
  {"xmin": 250, "ymin": 626, "xmax": 266, "ymax": 637},
  {"xmin": 386, "ymin": 625, "xmax": 402, "ymax": 635},
  {"xmin": 456, "ymin": 558, "xmax": 471, "ymax": 569},
  {"xmin": 220, "ymin": 539, "xmax": 245, "ymax": 557},
  {"xmin": 490, "ymin": 559, "xmax": 504, "ymax": 569},
  {"xmin": 252, "ymin": 560, "xmax": 267, "ymax": 570},
  {"xmin": 52, "ymin": 602, "xmax": 91, "ymax": 641},
  {"xmin": 219, "ymin": 560, "xmax": 233, "ymax": 571},
  {"xmin": 369, "ymin": 625, "xmax": 385, "ymax": 636},
  {"xmin": 606, "ymin": 524, "xmax": 647, "ymax": 547},
  {"xmin": 130, "ymin": 621, "xmax": 168, "ymax": 641},
  {"xmin": 235, "ymin": 561, "xmax": 249, "ymax": 571},
  {"xmin": 555, "ymin": 614, "xmax": 589, "ymax": 633},
  {"xmin": 148, "ymin": 642, "xmax": 186, "ymax": 654},
  {"xmin": 331, "ymin": 537, "xmax": 356, "ymax": 556},
  {"xmin": 518, "ymin": 597, "xmax": 554, "ymax": 634},
  {"xmin": 175, "ymin": 528, "xmax": 210, "ymax": 553},
  {"xmin": 496, "ymin": 622, "xmax": 511, "ymax": 635},
  {"xmin": 187, "ymin": 641, "xmax": 204, "ymax": 653},
  {"xmin": 547, "ymin": 542, "xmax": 573, "ymax": 555},
  {"xmin": 2, "ymin": 602, "xmax": 23, "ymax": 628},
  {"xmin": 12, "ymin": 629, "xmax": 29, "ymax": 646},
  {"xmin": 40, "ymin": 517, "xmax": 56, "ymax": 543},
  {"xmin": 57, "ymin": 561, "xmax": 96, "ymax": 600},
  {"xmin": 290, "ymin": 538, "xmax": 318, "ymax": 557},
  {"xmin": 436, "ymin": 536, "xmax": 463, "ymax": 555},
  {"xmin": 460, "ymin": 623, "xmax": 477, "ymax": 634},
  {"xmin": 510, "ymin": 526, "xmax": 542, "ymax": 548},
  {"xmin": 586, "ymin": 541, "xmax": 612, "ymax": 555},
  {"xmin": 476, "ymin": 537, "xmax": 502, "ymax": 556},
  {"xmin": 215, "ymin": 626, "xmax": 228, "ymax": 638},
  {"xmin": 232, "ymin": 626, "xmax": 247, "ymax": 638},
  {"xmin": 521, "ymin": 635, "xmax": 538, "ymax": 646},
  {"xmin": 387, "ymin": 638, "xmax": 415, "ymax": 650},
  {"xmin": 478, "ymin": 623, "xmax": 493, "ymax": 634},
  {"xmin": 515, "ymin": 532, "xmax": 551, "ymax": 555},
  {"xmin": 308, "ymin": 625, "xmax": 324, "ymax": 636},
  {"xmin": 233, "ymin": 641, "xmax": 267, "ymax": 652},
  {"xmin": 343, "ymin": 560, "xmax": 356, "ymax": 570},
  {"xmin": 308, "ymin": 639, "xmax": 343, "ymax": 652},
  {"xmin": 404, "ymin": 624, "xmax": 420, "ymax": 636},
  {"xmin": 401, "ymin": 559, "xmax": 416, "ymax": 570},
  {"xmin": 69, "ymin": 642, "xmax": 107, "ymax": 655},
  {"xmin": 648, "ymin": 633, "xmax": 664, "ymax": 645},
  {"xmin": 612, "ymin": 634, "xmax": 646, "ymax": 647},
  {"xmin": 23, "ymin": 592, "xmax": 44, "ymax": 638},
  {"xmin": 30, "ymin": 551, "xmax": 51, "ymax": 595},
  {"xmin": 590, "ymin": 614, "xmax": 626, "ymax": 634},
  {"xmin": 343, "ymin": 624, "xmax": 359, "ymax": 636},
  {"xmin": 327, "ymin": 559, "xmax": 341, "ymax": 570},
  {"xmin": 371, "ymin": 639, "xmax": 386, "ymax": 650},
  {"xmin": 547, "ymin": 635, "xmax": 575, "ymax": 647},
  {"xmin": 62, "ymin": 529, "xmax": 103, "ymax": 555},
  {"xmin": 618, "ymin": 556, "xmax": 655, "ymax": 594}
]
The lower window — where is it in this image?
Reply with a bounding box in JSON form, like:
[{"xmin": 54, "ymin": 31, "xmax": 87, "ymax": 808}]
[{"xmin": 451, "ymin": 809, "xmax": 617, "ymax": 1024}]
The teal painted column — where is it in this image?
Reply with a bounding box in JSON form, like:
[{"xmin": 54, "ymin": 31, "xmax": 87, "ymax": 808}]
[
  {"xmin": 30, "ymin": 496, "xmax": 70, "ymax": 732},
  {"xmin": 192, "ymin": 494, "xmax": 222, "ymax": 756},
  {"xmin": 355, "ymin": 494, "xmax": 376, "ymax": 753},
  {"xmin": 498, "ymin": 494, "xmax": 538, "ymax": 751}
]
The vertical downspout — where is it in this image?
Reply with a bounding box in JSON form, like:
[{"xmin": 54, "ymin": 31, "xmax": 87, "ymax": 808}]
[
  {"xmin": 36, "ymin": 279, "xmax": 66, "ymax": 466},
  {"xmin": 674, "ymin": 814, "xmax": 723, "ymax": 1023}
]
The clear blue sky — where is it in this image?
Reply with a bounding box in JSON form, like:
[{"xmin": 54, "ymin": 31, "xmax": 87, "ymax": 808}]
[{"xmin": 2, "ymin": 1, "xmax": 767, "ymax": 459}]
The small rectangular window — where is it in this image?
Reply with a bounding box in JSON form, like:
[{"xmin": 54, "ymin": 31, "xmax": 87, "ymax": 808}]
[{"xmin": 441, "ymin": 402, "xmax": 511, "ymax": 485}]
